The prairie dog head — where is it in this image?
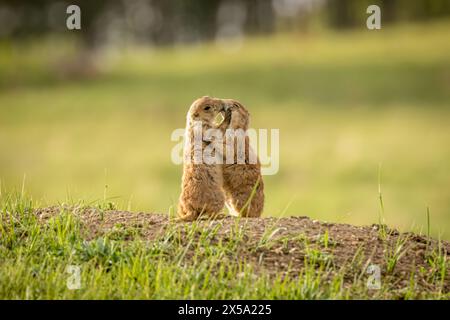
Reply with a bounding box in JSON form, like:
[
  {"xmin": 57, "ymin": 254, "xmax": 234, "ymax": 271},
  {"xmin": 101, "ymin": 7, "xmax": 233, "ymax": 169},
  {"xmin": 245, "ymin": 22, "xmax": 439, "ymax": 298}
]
[
  {"xmin": 221, "ymin": 99, "xmax": 250, "ymax": 130},
  {"xmin": 187, "ymin": 96, "xmax": 225, "ymax": 128}
]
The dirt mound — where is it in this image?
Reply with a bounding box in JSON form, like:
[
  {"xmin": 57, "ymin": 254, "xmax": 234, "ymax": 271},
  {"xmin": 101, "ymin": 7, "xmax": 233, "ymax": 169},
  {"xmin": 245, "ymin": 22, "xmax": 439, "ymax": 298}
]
[{"xmin": 35, "ymin": 206, "xmax": 450, "ymax": 296}]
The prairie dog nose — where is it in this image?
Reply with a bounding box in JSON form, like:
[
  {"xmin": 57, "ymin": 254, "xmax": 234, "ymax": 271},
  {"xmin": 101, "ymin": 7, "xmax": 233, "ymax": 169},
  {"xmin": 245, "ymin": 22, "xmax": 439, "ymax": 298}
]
[{"xmin": 221, "ymin": 99, "xmax": 234, "ymax": 111}]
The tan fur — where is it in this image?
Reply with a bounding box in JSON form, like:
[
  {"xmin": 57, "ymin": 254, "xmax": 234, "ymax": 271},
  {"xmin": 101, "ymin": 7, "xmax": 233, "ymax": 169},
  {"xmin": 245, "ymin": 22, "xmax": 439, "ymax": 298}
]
[
  {"xmin": 177, "ymin": 96, "xmax": 226, "ymax": 221},
  {"xmin": 218, "ymin": 99, "xmax": 265, "ymax": 218}
]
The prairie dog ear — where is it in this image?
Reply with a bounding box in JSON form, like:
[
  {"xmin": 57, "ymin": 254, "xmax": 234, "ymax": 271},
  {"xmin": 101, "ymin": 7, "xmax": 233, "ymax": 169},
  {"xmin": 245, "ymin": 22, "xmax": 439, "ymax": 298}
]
[
  {"xmin": 234, "ymin": 101, "xmax": 250, "ymax": 118},
  {"xmin": 231, "ymin": 100, "xmax": 243, "ymax": 109},
  {"xmin": 233, "ymin": 100, "xmax": 250, "ymax": 115},
  {"xmin": 223, "ymin": 99, "xmax": 244, "ymax": 111}
]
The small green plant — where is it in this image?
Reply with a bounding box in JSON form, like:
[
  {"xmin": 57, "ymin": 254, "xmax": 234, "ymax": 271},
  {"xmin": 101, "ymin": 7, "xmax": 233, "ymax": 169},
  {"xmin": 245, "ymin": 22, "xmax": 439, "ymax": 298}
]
[
  {"xmin": 426, "ymin": 206, "xmax": 431, "ymax": 252},
  {"xmin": 377, "ymin": 163, "xmax": 387, "ymax": 240},
  {"xmin": 385, "ymin": 235, "xmax": 409, "ymax": 274},
  {"xmin": 317, "ymin": 229, "xmax": 337, "ymax": 249},
  {"xmin": 425, "ymin": 239, "xmax": 448, "ymax": 294}
]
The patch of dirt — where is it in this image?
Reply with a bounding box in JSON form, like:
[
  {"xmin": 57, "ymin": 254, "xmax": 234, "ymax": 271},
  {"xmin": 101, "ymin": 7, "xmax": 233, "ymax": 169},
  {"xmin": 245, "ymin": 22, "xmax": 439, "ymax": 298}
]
[{"xmin": 35, "ymin": 206, "xmax": 450, "ymax": 296}]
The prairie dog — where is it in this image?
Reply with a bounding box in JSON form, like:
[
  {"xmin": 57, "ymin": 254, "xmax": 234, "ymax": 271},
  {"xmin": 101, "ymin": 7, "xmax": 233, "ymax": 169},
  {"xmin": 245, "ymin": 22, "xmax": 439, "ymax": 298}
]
[
  {"xmin": 219, "ymin": 99, "xmax": 264, "ymax": 217},
  {"xmin": 177, "ymin": 96, "xmax": 226, "ymax": 221}
]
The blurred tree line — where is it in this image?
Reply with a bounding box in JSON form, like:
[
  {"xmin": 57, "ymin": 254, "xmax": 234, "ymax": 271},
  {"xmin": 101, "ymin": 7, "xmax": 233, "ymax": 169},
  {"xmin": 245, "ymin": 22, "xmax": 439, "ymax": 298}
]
[{"xmin": 0, "ymin": 0, "xmax": 449, "ymax": 46}]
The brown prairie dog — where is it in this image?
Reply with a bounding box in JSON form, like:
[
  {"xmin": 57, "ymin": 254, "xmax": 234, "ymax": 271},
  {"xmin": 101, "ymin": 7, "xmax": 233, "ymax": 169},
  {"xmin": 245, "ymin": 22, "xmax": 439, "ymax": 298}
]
[
  {"xmin": 177, "ymin": 96, "xmax": 226, "ymax": 221},
  {"xmin": 219, "ymin": 99, "xmax": 264, "ymax": 217}
]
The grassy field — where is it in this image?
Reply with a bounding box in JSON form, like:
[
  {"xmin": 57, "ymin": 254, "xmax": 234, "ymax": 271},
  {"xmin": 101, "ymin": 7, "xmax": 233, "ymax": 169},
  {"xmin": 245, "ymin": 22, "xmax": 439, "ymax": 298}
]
[
  {"xmin": 1, "ymin": 194, "xmax": 448, "ymax": 299},
  {"xmin": 1, "ymin": 20, "xmax": 450, "ymax": 300},
  {"xmin": 1, "ymin": 19, "xmax": 450, "ymax": 242}
]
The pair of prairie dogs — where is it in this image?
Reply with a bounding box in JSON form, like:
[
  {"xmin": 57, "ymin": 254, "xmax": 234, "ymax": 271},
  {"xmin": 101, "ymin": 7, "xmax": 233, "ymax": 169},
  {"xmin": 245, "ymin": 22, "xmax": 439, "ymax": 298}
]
[{"xmin": 178, "ymin": 96, "xmax": 264, "ymax": 221}]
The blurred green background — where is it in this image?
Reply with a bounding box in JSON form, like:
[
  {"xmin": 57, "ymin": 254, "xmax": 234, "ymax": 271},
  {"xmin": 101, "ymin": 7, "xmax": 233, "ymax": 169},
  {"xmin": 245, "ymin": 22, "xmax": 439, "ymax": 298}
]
[{"xmin": 0, "ymin": 0, "xmax": 449, "ymax": 239}]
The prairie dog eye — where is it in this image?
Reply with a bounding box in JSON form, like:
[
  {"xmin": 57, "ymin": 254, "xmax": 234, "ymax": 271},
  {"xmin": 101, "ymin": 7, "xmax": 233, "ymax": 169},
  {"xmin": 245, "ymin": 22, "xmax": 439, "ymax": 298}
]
[{"xmin": 204, "ymin": 105, "xmax": 211, "ymax": 111}]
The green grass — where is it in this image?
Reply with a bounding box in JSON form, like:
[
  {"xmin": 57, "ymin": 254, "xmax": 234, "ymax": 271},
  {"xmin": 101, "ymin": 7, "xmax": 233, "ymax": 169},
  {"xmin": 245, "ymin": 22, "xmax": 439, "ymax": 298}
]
[
  {"xmin": 1, "ymin": 191, "xmax": 448, "ymax": 299},
  {"xmin": 1, "ymin": 20, "xmax": 450, "ymax": 241}
]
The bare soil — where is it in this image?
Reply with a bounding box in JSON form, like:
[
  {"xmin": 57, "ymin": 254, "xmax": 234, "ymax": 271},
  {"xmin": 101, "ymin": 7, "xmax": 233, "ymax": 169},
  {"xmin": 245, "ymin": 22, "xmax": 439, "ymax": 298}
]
[{"xmin": 35, "ymin": 206, "xmax": 450, "ymax": 296}]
